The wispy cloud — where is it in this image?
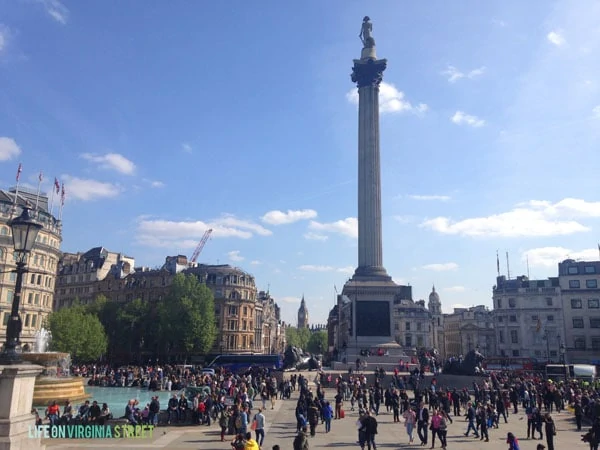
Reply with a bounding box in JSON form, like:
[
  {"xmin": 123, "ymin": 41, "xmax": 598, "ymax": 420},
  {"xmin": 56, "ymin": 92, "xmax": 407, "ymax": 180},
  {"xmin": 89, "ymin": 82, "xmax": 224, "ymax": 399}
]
[
  {"xmin": 250, "ymin": 260, "xmax": 261, "ymax": 265},
  {"xmin": 0, "ymin": 25, "xmax": 9, "ymax": 54},
  {"xmin": 227, "ymin": 250, "xmax": 244, "ymax": 262},
  {"xmin": 443, "ymin": 286, "xmax": 466, "ymax": 292},
  {"xmin": 492, "ymin": 19, "xmax": 507, "ymax": 27},
  {"xmin": 279, "ymin": 296, "xmax": 301, "ymax": 304},
  {"xmin": 308, "ymin": 218, "xmax": 357, "ymax": 239},
  {"xmin": 303, "ymin": 232, "xmax": 329, "ymax": 241},
  {"xmin": 421, "ymin": 263, "xmax": 459, "ymax": 271},
  {"xmin": 547, "ymin": 31, "xmax": 566, "ymax": 47},
  {"xmin": 81, "ymin": 153, "xmax": 136, "ymax": 175},
  {"xmin": 298, "ymin": 265, "xmax": 353, "ymax": 274},
  {"xmin": 0, "ymin": 137, "xmax": 22, "ymax": 161},
  {"xmin": 37, "ymin": 0, "xmax": 70, "ymax": 25},
  {"xmin": 135, "ymin": 214, "xmax": 272, "ymax": 248},
  {"xmin": 442, "ymin": 65, "xmax": 485, "ymax": 83},
  {"xmin": 592, "ymin": 105, "xmax": 600, "ymax": 118},
  {"xmin": 347, "ymin": 82, "xmax": 427, "ymax": 116},
  {"xmin": 182, "ymin": 143, "xmax": 192, "ymax": 153},
  {"xmin": 150, "ymin": 181, "xmax": 165, "ymax": 188},
  {"xmin": 422, "ymin": 198, "xmax": 600, "ymax": 237},
  {"xmin": 524, "ymin": 246, "xmax": 599, "ymax": 268},
  {"xmin": 407, "ymin": 194, "xmax": 451, "ymax": 201},
  {"xmin": 62, "ymin": 176, "xmax": 122, "ymax": 201},
  {"xmin": 451, "ymin": 111, "xmax": 485, "ymax": 127},
  {"xmin": 261, "ymin": 209, "xmax": 317, "ymax": 225}
]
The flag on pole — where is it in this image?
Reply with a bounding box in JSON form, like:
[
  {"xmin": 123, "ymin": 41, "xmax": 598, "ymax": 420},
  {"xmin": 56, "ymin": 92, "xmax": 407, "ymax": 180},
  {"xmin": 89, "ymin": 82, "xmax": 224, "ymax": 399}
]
[
  {"xmin": 38, "ymin": 171, "xmax": 43, "ymax": 182},
  {"xmin": 16, "ymin": 163, "xmax": 22, "ymax": 182},
  {"xmin": 61, "ymin": 183, "xmax": 65, "ymax": 206},
  {"xmin": 34, "ymin": 171, "xmax": 43, "ymax": 210},
  {"xmin": 496, "ymin": 250, "xmax": 500, "ymax": 275},
  {"xmin": 54, "ymin": 178, "xmax": 60, "ymax": 194}
]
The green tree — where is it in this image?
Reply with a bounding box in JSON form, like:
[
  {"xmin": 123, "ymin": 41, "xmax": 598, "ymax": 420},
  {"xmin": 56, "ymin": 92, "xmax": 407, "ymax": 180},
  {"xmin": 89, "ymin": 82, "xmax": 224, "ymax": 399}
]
[
  {"xmin": 285, "ymin": 327, "xmax": 311, "ymax": 350},
  {"xmin": 307, "ymin": 330, "xmax": 328, "ymax": 354},
  {"xmin": 158, "ymin": 273, "xmax": 217, "ymax": 358},
  {"xmin": 47, "ymin": 304, "xmax": 108, "ymax": 362}
]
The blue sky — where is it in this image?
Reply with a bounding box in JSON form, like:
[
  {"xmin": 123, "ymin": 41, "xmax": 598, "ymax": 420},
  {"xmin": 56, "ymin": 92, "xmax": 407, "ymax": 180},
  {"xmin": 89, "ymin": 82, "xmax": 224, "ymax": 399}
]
[{"xmin": 1, "ymin": 1, "xmax": 600, "ymax": 326}]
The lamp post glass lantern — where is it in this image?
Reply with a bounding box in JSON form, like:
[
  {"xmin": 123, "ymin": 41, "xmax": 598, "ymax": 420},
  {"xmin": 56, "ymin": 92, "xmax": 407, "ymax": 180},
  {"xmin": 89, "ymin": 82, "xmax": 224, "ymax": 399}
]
[{"xmin": 0, "ymin": 208, "xmax": 42, "ymax": 364}]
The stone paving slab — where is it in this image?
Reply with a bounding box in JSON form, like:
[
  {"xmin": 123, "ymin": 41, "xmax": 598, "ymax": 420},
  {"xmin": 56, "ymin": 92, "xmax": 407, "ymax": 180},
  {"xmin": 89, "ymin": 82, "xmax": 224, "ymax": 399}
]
[{"xmin": 44, "ymin": 373, "xmax": 589, "ymax": 449}]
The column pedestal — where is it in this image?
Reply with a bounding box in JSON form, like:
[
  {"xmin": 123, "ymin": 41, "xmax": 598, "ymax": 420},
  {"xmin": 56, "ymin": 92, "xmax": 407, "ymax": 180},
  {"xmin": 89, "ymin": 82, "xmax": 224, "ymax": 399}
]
[{"xmin": 0, "ymin": 364, "xmax": 45, "ymax": 450}]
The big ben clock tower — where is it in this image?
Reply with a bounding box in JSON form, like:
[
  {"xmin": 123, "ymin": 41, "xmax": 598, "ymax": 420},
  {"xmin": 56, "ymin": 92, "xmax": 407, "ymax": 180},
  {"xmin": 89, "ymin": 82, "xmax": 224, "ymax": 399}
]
[{"xmin": 297, "ymin": 295, "xmax": 309, "ymax": 328}]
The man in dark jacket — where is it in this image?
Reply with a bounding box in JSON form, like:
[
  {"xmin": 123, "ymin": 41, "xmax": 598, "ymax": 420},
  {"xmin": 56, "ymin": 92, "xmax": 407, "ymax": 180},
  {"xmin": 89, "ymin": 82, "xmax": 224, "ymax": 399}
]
[
  {"xmin": 362, "ymin": 410, "xmax": 378, "ymax": 450},
  {"xmin": 417, "ymin": 401, "xmax": 429, "ymax": 446}
]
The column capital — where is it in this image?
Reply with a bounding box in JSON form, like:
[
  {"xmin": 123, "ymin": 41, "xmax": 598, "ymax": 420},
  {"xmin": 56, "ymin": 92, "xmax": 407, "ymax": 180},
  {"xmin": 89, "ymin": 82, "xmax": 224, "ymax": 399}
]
[{"xmin": 351, "ymin": 58, "xmax": 387, "ymax": 88}]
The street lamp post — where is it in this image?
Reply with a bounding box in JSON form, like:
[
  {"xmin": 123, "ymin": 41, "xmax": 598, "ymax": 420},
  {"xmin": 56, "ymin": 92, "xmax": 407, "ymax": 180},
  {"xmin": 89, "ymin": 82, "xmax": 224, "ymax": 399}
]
[{"xmin": 0, "ymin": 208, "xmax": 42, "ymax": 365}]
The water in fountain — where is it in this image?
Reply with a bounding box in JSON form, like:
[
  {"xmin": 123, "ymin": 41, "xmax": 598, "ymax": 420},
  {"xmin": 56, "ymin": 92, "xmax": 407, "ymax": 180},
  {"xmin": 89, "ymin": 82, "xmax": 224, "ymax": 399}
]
[{"xmin": 34, "ymin": 328, "xmax": 52, "ymax": 353}]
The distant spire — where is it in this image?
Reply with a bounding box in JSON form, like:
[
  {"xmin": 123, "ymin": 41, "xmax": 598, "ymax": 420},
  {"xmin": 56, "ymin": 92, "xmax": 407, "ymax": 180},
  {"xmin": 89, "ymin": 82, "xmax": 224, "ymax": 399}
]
[{"xmin": 432, "ymin": 284, "xmax": 436, "ymax": 292}]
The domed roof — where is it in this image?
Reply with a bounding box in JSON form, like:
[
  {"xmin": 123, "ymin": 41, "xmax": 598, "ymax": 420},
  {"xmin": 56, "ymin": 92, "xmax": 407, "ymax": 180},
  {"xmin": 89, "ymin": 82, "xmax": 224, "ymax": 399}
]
[{"xmin": 429, "ymin": 285, "xmax": 440, "ymax": 303}]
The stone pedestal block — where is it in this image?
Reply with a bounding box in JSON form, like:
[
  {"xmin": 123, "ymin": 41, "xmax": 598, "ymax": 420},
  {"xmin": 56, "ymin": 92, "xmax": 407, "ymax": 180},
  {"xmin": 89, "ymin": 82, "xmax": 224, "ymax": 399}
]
[{"xmin": 0, "ymin": 364, "xmax": 45, "ymax": 450}]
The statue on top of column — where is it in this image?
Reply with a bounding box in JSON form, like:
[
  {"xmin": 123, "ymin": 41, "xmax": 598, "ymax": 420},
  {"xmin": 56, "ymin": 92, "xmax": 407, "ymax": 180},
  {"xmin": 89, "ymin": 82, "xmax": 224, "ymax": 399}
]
[{"xmin": 359, "ymin": 16, "xmax": 375, "ymax": 48}]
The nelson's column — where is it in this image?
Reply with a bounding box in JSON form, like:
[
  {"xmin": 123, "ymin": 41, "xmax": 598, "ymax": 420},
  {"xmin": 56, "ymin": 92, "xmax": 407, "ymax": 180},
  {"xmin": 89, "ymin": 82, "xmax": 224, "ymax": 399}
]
[{"xmin": 340, "ymin": 17, "xmax": 410, "ymax": 357}]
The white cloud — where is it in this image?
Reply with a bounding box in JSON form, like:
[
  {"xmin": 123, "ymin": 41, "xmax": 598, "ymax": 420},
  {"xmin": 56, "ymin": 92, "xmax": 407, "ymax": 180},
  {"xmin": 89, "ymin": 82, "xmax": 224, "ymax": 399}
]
[
  {"xmin": 261, "ymin": 209, "xmax": 317, "ymax": 225},
  {"xmin": 182, "ymin": 143, "xmax": 192, "ymax": 153},
  {"xmin": 442, "ymin": 65, "xmax": 485, "ymax": 83},
  {"xmin": 135, "ymin": 214, "xmax": 272, "ymax": 248},
  {"xmin": 303, "ymin": 232, "xmax": 329, "ymax": 241},
  {"xmin": 421, "ymin": 263, "xmax": 459, "ymax": 271},
  {"xmin": 81, "ymin": 153, "xmax": 136, "ymax": 175},
  {"xmin": 524, "ymin": 246, "xmax": 599, "ymax": 268},
  {"xmin": 227, "ymin": 250, "xmax": 244, "ymax": 262},
  {"xmin": 37, "ymin": 0, "xmax": 69, "ymax": 24},
  {"xmin": 308, "ymin": 217, "xmax": 358, "ymax": 239},
  {"xmin": 407, "ymin": 194, "xmax": 451, "ymax": 201},
  {"xmin": 0, "ymin": 26, "xmax": 8, "ymax": 54},
  {"xmin": 443, "ymin": 303, "xmax": 469, "ymax": 314},
  {"xmin": 592, "ymin": 105, "xmax": 600, "ymax": 118},
  {"xmin": 279, "ymin": 296, "xmax": 301, "ymax": 304},
  {"xmin": 298, "ymin": 265, "xmax": 353, "ymax": 274},
  {"xmin": 451, "ymin": 111, "xmax": 485, "ymax": 127},
  {"xmin": 346, "ymin": 82, "xmax": 428, "ymax": 116},
  {"xmin": 150, "ymin": 181, "xmax": 165, "ymax": 188},
  {"xmin": 547, "ymin": 31, "xmax": 566, "ymax": 46},
  {"xmin": 422, "ymin": 198, "xmax": 599, "ymax": 237},
  {"xmin": 250, "ymin": 260, "xmax": 261, "ymax": 265},
  {"xmin": 0, "ymin": 137, "xmax": 22, "ymax": 161},
  {"xmin": 393, "ymin": 215, "xmax": 416, "ymax": 224},
  {"xmin": 443, "ymin": 286, "xmax": 467, "ymax": 292},
  {"xmin": 61, "ymin": 176, "xmax": 122, "ymax": 201}
]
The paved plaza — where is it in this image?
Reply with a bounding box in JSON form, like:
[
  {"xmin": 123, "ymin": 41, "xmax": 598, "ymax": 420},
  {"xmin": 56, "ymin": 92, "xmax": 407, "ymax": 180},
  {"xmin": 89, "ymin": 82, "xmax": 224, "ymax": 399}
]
[{"xmin": 44, "ymin": 372, "xmax": 588, "ymax": 450}]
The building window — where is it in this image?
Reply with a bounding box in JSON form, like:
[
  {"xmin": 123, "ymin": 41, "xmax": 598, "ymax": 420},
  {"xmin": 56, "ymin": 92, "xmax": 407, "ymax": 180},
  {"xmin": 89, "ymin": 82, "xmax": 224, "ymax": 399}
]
[
  {"xmin": 406, "ymin": 322, "xmax": 411, "ymax": 331},
  {"xmin": 546, "ymin": 297, "xmax": 553, "ymax": 306},
  {"xmin": 569, "ymin": 280, "xmax": 581, "ymax": 289},
  {"xmin": 547, "ymin": 315, "xmax": 554, "ymax": 321},
  {"xmin": 512, "ymin": 349, "xmax": 520, "ymax": 357},
  {"xmin": 508, "ymin": 298, "xmax": 516, "ymax": 308},
  {"xmin": 498, "ymin": 330, "xmax": 504, "ymax": 343},
  {"xmin": 3, "ymin": 313, "xmax": 9, "ymax": 326},
  {"xmin": 589, "ymin": 299, "xmax": 600, "ymax": 309},
  {"xmin": 571, "ymin": 298, "xmax": 582, "ymax": 309},
  {"xmin": 405, "ymin": 336, "xmax": 412, "ymax": 347},
  {"xmin": 27, "ymin": 293, "xmax": 33, "ymax": 304},
  {"xmin": 31, "ymin": 315, "xmax": 37, "ymax": 327},
  {"xmin": 25, "ymin": 314, "xmax": 30, "ymax": 327},
  {"xmin": 417, "ymin": 322, "xmax": 422, "ymax": 331},
  {"xmin": 497, "ymin": 298, "xmax": 502, "ymax": 308},
  {"xmin": 590, "ymin": 318, "xmax": 600, "ymax": 328},
  {"xmin": 417, "ymin": 336, "xmax": 424, "ymax": 347},
  {"xmin": 243, "ymin": 306, "xmax": 248, "ymax": 316},
  {"xmin": 532, "ymin": 315, "xmax": 538, "ymax": 321},
  {"xmin": 509, "ymin": 315, "xmax": 517, "ymax": 322},
  {"xmin": 568, "ymin": 266, "xmax": 579, "ymax": 274},
  {"xmin": 394, "ymin": 323, "xmax": 399, "ymax": 331},
  {"xmin": 592, "ymin": 337, "xmax": 600, "ymax": 350},
  {"xmin": 498, "ymin": 316, "xmax": 503, "ymax": 323},
  {"xmin": 550, "ymin": 350, "xmax": 557, "ymax": 357},
  {"xmin": 573, "ymin": 318, "xmax": 584, "ymax": 328},
  {"xmin": 574, "ymin": 337, "xmax": 586, "ymax": 349},
  {"xmin": 586, "ymin": 279, "xmax": 598, "ymax": 289},
  {"xmin": 585, "ymin": 266, "xmax": 596, "ymax": 274},
  {"xmin": 510, "ymin": 330, "xmax": 518, "ymax": 344},
  {"xmin": 228, "ymin": 320, "xmax": 236, "ymax": 330}
]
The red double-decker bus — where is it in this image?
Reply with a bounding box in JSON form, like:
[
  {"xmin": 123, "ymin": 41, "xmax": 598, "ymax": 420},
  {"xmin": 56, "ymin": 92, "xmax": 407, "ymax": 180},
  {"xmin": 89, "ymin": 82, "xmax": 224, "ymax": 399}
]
[{"xmin": 482, "ymin": 357, "xmax": 536, "ymax": 372}]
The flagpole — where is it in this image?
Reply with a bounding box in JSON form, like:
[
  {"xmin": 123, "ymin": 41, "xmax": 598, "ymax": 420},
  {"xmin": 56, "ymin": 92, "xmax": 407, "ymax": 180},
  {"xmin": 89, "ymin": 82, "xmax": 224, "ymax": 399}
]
[
  {"xmin": 59, "ymin": 183, "xmax": 65, "ymax": 220},
  {"xmin": 34, "ymin": 172, "xmax": 43, "ymax": 210},
  {"xmin": 13, "ymin": 163, "xmax": 22, "ymax": 206},
  {"xmin": 49, "ymin": 187, "xmax": 55, "ymax": 215}
]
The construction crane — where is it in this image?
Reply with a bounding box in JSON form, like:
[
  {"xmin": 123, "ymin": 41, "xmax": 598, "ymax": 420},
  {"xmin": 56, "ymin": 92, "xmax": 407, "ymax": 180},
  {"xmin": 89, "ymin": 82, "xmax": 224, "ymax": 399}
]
[{"xmin": 190, "ymin": 228, "xmax": 213, "ymax": 263}]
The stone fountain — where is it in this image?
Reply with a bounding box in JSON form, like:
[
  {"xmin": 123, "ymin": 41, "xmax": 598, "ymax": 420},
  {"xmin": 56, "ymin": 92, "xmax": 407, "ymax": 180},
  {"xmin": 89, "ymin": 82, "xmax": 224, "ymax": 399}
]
[{"xmin": 20, "ymin": 328, "xmax": 89, "ymax": 405}]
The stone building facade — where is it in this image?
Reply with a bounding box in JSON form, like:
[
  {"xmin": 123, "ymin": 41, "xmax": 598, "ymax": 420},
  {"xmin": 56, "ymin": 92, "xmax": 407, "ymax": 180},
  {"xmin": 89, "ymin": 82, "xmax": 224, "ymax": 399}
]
[
  {"xmin": 54, "ymin": 252, "xmax": 284, "ymax": 354},
  {"xmin": 428, "ymin": 286, "xmax": 444, "ymax": 357},
  {"xmin": 443, "ymin": 305, "xmax": 496, "ymax": 357},
  {"xmin": 493, "ymin": 275, "xmax": 563, "ymax": 360},
  {"xmin": 393, "ymin": 298, "xmax": 432, "ymax": 350},
  {"xmin": 557, "ymin": 259, "xmax": 600, "ymax": 364},
  {"xmin": 0, "ymin": 187, "xmax": 62, "ymax": 350}
]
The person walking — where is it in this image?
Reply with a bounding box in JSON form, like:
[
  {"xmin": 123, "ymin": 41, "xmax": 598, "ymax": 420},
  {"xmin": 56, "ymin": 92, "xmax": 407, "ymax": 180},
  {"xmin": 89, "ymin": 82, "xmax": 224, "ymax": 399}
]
[
  {"xmin": 403, "ymin": 407, "xmax": 416, "ymax": 444},
  {"xmin": 544, "ymin": 413, "xmax": 556, "ymax": 450},
  {"xmin": 322, "ymin": 401, "xmax": 333, "ymax": 433},
  {"xmin": 429, "ymin": 409, "xmax": 442, "ymax": 449},
  {"xmin": 417, "ymin": 401, "xmax": 429, "ymax": 446},
  {"xmin": 252, "ymin": 408, "xmax": 266, "ymax": 447},
  {"xmin": 362, "ymin": 410, "xmax": 378, "ymax": 450},
  {"xmin": 506, "ymin": 432, "xmax": 520, "ymax": 450},
  {"xmin": 464, "ymin": 402, "xmax": 479, "ymax": 438}
]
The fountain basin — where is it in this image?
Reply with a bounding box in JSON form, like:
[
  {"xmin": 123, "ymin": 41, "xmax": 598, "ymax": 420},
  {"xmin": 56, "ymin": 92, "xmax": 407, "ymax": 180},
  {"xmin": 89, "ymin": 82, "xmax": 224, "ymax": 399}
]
[
  {"xmin": 21, "ymin": 352, "xmax": 89, "ymax": 405},
  {"xmin": 32, "ymin": 377, "xmax": 90, "ymax": 405}
]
